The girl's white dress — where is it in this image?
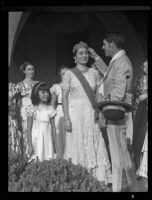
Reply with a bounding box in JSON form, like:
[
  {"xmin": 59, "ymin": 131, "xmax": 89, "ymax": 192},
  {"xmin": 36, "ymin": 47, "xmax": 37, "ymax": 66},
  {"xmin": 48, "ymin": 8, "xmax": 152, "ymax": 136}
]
[
  {"xmin": 50, "ymin": 84, "xmax": 65, "ymax": 158},
  {"xmin": 62, "ymin": 68, "xmax": 111, "ymax": 184},
  {"xmin": 136, "ymin": 125, "xmax": 148, "ymax": 178},
  {"xmin": 26, "ymin": 104, "xmax": 56, "ymax": 161}
]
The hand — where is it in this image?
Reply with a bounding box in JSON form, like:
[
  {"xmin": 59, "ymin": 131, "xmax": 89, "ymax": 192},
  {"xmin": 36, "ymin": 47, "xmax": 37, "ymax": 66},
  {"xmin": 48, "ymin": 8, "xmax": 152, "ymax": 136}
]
[
  {"xmin": 127, "ymin": 138, "xmax": 131, "ymax": 146},
  {"xmin": 28, "ymin": 145, "xmax": 34, "ymax": 157},
  {"xmin": 53, "ymin": 141, "xmax": 58, "ymax": 154},
  {"xmin": 127, "ymin": 138, "xmax": 132, "ymax": 155},
  {"xmin": 88, "ymin": 47, "xmax": 99, "ymax": 60},
  {"xmin": 99, "ymin": 112, "xmax": 106, "ymax": 129},
  {"xmin": 136, "ymin": 98, "xmax": 140, "ymax": 104},
  {"xmin": 64, "ymin": 119, "xmax": 72, "ymax": 132}
]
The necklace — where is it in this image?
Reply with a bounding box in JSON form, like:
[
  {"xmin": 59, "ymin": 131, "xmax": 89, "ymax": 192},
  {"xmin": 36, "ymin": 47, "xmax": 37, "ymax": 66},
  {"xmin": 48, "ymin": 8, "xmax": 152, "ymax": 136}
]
[{"xmin": 76, "ymin": 65, "xmax": 88, "ymax": 73}]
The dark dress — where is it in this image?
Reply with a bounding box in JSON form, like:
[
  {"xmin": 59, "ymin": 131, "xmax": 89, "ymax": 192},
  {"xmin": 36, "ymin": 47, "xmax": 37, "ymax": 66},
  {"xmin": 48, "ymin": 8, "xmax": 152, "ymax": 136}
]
[{"xmin": 132, "ymin": 74, "xmax": 148, "ymax": 170}]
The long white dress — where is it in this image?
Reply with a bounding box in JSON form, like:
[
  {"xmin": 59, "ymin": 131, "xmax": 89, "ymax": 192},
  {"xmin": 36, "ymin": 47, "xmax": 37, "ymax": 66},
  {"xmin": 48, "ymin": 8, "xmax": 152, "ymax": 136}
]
[
  {"xmin": 50, "ymin": 84, "xmax": 65, "ymax": 158},
  {"xmin": 62, "ymin": 68, "xmax": 111, "ymax": 184},
  {"xmin": 26, "ymin": 104, "xmax": 56, "ymax": 161}
]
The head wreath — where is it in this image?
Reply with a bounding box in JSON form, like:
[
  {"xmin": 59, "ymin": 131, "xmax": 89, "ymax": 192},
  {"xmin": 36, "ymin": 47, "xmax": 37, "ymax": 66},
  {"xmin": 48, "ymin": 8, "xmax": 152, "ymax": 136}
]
[{"xmin": 72, "ymin": 41, "xmax": 88, "ymax": 54}]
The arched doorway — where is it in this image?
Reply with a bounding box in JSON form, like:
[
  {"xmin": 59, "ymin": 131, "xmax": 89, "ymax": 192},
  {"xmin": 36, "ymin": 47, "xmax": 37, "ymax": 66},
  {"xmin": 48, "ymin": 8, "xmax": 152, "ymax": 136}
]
[{"xmin": 9, "ymin": 10, "xmax": 148, "ymax": 84}]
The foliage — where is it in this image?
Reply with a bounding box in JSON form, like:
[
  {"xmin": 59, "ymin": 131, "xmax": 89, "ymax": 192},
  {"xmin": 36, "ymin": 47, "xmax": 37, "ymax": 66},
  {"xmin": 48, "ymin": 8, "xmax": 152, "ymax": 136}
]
[
  {"xmin": 8, "ymin": 150, "xmax": 33, "ymax": 191},
  {"xmin": 8, "ymin": 158, "xmax": 111, "ymax": 192}
]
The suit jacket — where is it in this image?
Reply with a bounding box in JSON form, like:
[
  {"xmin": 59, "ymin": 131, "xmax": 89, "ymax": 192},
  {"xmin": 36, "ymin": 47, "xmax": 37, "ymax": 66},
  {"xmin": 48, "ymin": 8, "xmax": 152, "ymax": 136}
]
[{"xmin": 94, "ymin": 52, "xmax": 133, "ymax": 105}]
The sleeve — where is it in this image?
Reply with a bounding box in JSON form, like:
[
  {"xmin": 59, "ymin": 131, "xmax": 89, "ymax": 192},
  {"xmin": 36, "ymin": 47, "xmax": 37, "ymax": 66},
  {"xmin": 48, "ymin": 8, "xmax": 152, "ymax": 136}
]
[
  {"xmin": 25, "ymin": 105, "xmax": 35, "ymax": 117},
  {"xmin": 98, "ymin": 79, "xmax": 104, "ymax": 96},
  {"xmin": 49, "ymin": 106, "xmax": 57, "ymax": 118},
  {"xmin": 94, "ymin": 57, "xmax": 108, "ymax": 76},
  {"xmin": 95, "ymin": 69, "xmax": 102, "ymax": 86},
  {"xmin": 50, "ymin": 84, "xmax": 57, "ymax": 95},
  {"xmin": 110, "ymin": 59, "xmax": 132, "ymax": 101},
  {"xmin": 61, "ymin": 70, "xmax": 71, "ymax": 90}
]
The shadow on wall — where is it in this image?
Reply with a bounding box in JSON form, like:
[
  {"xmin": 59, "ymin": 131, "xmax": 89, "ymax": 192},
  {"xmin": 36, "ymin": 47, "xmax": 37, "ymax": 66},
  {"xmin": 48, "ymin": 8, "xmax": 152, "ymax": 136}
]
[{"xmin": 9, "ymin": 10, "xmax": 148, "ymax": 85}]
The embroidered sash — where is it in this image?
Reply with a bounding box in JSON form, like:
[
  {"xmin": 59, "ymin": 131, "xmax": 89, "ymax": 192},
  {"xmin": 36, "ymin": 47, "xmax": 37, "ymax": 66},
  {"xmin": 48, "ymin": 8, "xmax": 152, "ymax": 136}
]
[{"xmin": 70, "ymin": 67, "xmax": 97, "ymax": 110}]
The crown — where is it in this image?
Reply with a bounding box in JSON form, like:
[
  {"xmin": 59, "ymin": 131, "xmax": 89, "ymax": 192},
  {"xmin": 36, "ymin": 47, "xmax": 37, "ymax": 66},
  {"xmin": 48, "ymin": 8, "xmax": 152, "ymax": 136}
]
[{"xmin": 72, "ymin": 41, "xmax": 88, "ymax": 54}]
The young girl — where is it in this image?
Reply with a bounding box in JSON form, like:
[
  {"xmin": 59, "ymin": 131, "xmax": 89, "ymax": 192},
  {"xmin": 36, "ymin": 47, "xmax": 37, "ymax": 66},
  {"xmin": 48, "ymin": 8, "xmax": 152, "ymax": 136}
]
[{"xmin": 26, "ymin": 82, "xmax": 57, "ymax": 161}]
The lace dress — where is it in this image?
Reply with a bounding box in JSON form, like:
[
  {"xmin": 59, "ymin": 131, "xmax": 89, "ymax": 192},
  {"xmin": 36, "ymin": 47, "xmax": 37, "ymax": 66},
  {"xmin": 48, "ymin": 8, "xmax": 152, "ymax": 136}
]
[
  {"xmin": 62, "ymin": 68, "xmax": 111, "ymax": 184},
  {"xmin": 26, "ymin": 104, "xmax": 56, "ymax": 161},
  {"xmin": 50, "ymin": 84, "xmax": 65, "ymax": 158}
]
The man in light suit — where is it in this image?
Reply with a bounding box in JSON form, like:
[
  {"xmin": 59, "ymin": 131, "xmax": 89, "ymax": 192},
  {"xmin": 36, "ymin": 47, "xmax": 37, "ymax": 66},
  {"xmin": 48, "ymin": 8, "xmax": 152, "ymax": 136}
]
[{"xmin": 89, "ymin": 32, "xmax": 139, "ymax": 192}]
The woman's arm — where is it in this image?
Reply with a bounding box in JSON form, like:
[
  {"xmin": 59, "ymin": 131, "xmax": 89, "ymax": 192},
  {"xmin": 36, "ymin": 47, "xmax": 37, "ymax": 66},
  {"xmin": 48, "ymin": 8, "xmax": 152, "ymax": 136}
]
[
  {"xmin": 50, "ymin": 93, "xmax": 57, "ymax": 109},
  {"xmin": 50, "ymin": 117, "xmax": 57, "ymax": 153},
  {"xmin": 62, "ymin": 89, "xmax": 72, "ymax": 131},
  {"xmin": 62, "ymin": 89, "xmax": 70, "ymax": 120}
]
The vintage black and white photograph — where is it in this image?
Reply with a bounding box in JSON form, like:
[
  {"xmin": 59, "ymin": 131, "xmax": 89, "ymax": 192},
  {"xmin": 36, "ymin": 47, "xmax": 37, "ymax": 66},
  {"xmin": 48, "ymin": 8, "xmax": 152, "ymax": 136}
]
[{"xmin": 8, "ymin": 5, "xmax": 149, "ymax": 193}]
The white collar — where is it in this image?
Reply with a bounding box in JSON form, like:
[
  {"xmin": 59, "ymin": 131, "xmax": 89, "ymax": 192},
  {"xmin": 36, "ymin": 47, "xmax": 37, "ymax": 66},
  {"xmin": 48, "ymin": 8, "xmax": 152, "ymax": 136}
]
[{"xmin": 110, "ymin": 50, "xmax": 126, "ymax": 64}]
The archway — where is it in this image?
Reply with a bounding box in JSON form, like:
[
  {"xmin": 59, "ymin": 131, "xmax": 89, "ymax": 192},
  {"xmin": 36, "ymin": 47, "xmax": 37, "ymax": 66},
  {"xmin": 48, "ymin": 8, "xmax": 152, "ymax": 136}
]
[{"xmin": 9, "ymin": 10, "xmax": 147, "ymax": 84}]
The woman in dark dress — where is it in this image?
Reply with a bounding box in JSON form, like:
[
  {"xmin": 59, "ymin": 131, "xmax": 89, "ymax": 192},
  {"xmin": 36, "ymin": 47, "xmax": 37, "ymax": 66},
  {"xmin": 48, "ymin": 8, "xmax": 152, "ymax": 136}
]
[{"xmin": 132, "ymin": 59, "xmax": 148, "ymax": 170}]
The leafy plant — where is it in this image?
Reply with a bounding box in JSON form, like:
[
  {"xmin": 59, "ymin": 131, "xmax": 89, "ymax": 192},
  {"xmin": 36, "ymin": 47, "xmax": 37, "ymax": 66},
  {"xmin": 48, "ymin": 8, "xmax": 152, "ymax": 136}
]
[{"xmin": 8, "ymin": 158, "xmax": 111, "ymax": 192}]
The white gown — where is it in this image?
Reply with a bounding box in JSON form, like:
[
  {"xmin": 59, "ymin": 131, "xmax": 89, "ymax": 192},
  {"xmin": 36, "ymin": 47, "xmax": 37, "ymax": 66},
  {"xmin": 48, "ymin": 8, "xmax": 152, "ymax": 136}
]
[
  {"xmin": 26, "ymin": 104, "xmax": 56, "ymax": 161},
  {"xmin": 62, "ymin": 68, "xmax": 111, "ymax": 184},
  {"xmin": 50, "ymin": 84, "xmax": 65, "ymax": 158}
]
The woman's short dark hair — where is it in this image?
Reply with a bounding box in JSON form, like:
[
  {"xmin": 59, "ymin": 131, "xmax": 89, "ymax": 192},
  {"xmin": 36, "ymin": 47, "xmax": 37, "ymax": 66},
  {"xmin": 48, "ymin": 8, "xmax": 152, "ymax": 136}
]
[
  {"xmin": 31, "ymin": 82, "xmax": 51, "ymax": 106},
  {"xmin": 104, "ymin": 32, "xmax": 125, "ymax": 49},
  {"xmin": 20, "ymin": 60, "xmax": 35, "ymax": 72}
]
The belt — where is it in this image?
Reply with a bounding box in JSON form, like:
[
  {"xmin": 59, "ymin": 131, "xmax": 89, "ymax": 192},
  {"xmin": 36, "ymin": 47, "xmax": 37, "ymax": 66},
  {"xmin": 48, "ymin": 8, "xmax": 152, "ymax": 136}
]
[{"xmin": 57, "ymin": 103, "xmax": 62, "ymax": 105}]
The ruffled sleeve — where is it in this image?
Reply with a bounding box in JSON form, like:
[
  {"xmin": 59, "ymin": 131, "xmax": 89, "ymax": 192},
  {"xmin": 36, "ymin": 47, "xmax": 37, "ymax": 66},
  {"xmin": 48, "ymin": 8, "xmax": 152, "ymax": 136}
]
[
  {"xmin": 48, "ymin": 106, "xmax": 57, "ymax": 118},
  {"xmin": 50, "ymin": 84, "xmax": 57, "ymax": 95},
  {"xmin": 90, "ymin": 68, "xmax": 102, "ymax": 86},
  {"xmin": 61, "ymin": 70, "xmax": 71, "ymax": 90},
  {"xmin": 25, "ymin": 105, "xmax": 35, "ymax": 117}
]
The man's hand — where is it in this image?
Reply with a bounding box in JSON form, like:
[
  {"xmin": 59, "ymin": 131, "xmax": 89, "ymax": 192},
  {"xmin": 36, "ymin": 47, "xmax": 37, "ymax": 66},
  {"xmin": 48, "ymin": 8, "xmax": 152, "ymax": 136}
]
[{"xmin": 88, "ymin": 47, "xmax": 99, "ymax": 60}]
